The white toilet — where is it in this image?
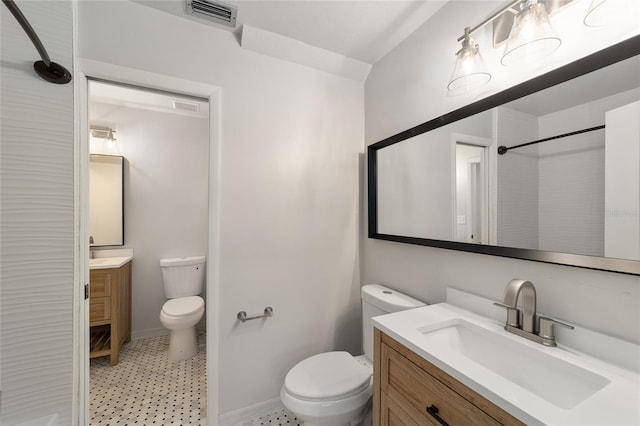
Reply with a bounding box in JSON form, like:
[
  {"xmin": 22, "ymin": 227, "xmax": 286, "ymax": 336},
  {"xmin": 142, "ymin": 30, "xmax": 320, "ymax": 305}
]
[
  {"xmin": 280, "ymin": 284, "xmax": 425, "ymax": 426},
  {"xmin": 159, "ymin": 256, "xmax": 206, "ymax": 362}
]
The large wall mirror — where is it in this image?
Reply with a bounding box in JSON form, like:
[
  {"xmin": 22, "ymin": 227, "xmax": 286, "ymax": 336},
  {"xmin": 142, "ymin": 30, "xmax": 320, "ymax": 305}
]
[
  {"xmin": 368, "ymin": 36, "xmax": 640, "ymax": 275},
  {"xmin": 90, "ymin": 154, "xmax": 124, "ymax": 247}
]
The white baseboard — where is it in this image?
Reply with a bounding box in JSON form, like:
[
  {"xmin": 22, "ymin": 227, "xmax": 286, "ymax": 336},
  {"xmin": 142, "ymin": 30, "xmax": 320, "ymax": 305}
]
[
  {"xmin": 132, "ymin": 324, "xmax": 207, "ymax": 341},
  {"xmin": 218, "ymin": 397, "xmax": 284, "ymax": 426}
]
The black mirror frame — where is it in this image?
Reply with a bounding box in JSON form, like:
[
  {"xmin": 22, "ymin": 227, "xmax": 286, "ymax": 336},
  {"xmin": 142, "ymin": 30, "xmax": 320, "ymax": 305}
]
[{"xmin": 368, "ymin": 35, "xmax": 640, "ymax": 276}]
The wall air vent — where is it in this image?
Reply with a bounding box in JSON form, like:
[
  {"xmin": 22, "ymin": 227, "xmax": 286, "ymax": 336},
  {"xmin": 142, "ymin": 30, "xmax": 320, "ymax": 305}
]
[
  {"xmin": 172, "ymin": 100, "xmax": 200, "ymax": 112},
  {"xmin": 187, "ymin": 0, "xmax": 238, "ymax": 28}
]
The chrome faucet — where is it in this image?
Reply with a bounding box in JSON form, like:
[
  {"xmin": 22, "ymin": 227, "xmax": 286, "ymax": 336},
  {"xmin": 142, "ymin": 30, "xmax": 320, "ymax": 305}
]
[{"xmin": 494, "ymin": 279, "xmax": 574, "ymax": 347}]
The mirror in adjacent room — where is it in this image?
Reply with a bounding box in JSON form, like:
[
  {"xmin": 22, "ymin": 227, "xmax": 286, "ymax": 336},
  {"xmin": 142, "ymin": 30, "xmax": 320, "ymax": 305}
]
[
  {"xmin": 89, "ymin": 154, "xmax": 124, "ymax": 246},
  {"xmin": 370, "ymin": 40, "xmax": 640, "ymax": 274}
]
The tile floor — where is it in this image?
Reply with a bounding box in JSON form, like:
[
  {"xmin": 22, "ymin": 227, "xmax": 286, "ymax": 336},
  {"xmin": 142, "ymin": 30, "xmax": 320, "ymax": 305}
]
[
  {"xmin": 233, "ymin": 408, "xmax": 302, "ymax": 426},
  {"xmin": 90, "ymin": 332, "xmax": 206, "ymax": 425}
]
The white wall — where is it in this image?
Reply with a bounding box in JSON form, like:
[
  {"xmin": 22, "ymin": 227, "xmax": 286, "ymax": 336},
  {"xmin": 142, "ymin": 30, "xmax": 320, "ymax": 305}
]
[
  {"xmin": 90, "ymin": 102, "xmax": 209, "ymax": 337},
  {"xmin": 605, "ymin": 101, "xmax": 640, "ymax": 260},
  {"xmin": 0, "ymin": 1, "xmax": 75, "ymax": 424},
  {"xmin": 365, "ymin": 0, "xmax": 640, "ymax": 344},
  {"xmin": 78, "ymin": 1, "xmax": 364, "ymax": 415}
]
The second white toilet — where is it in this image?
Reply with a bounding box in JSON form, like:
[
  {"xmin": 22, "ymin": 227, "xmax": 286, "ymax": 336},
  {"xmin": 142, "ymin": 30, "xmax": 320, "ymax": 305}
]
[
  {"xmin": 159, "ymin": 256, "xmax": 206, "ymax": 362},
  {"xmin": 281, "ymin": 284, "xmax": 426, "ymax": 426}
]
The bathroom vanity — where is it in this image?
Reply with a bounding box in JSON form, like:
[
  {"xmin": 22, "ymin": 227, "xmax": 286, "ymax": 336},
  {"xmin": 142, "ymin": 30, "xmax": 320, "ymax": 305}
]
[
  {"xmin": 372, "ymin": 290, "xmax": 640, "ymax": 425},
  {"xmin": 89, "ymin": 257, "xmax": 132, "ymax": 366},
  {"xmin": 374, "ymin": 328, "xmax": 523, "ymax": 426}
]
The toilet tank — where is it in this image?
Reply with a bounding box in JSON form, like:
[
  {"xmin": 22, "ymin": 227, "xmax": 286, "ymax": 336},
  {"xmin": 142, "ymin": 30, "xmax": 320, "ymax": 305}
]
[
  {"xmin": 361, "ymin": 284, "xmax": 426, "ymax": 361},
  {"xmin": 160, "ymin": 256, "xmax": 206, "ymax": 299}
]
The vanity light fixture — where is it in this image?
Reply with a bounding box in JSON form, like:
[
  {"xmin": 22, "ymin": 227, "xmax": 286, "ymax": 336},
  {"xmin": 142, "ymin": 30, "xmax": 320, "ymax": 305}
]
[
  {"xmin": 447, "ymin": 27, "xmax": 492, "ymax": 92},
  {"xmin": 90, "ymin": 125, "xmax": 119, "ymax": 153},
  {"xmin": 501, "ymin": 0, "xmax": 561, "ymax": 66},
  {"xmin": 90, "ymin": 125, "xmax": 117, "ymax": 142},
  {"xmin": 449, "ymin": 0, "xmax": 568, "ymax": 91},
  {"xmin": 584, "ymin": 0, "xmax": 627, "ymax": 27}
]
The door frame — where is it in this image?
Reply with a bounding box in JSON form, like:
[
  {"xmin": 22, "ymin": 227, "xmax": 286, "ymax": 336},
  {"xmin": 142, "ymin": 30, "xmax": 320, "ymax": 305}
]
[
  {"xmin": 450, "ymin": 133, "xmax": 493, "ymax": 244},
  {"xmin": 73, "ymin": 58, "xmax": 222, "ymax": 425}
]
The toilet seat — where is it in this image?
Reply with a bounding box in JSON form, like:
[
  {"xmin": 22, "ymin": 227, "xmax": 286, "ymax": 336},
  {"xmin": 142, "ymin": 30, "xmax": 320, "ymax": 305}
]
[
  {"xmin": 284, "ymin": 351, "xmax": 371, "ymax": 402},
  {"xmin": 161, "ymin": 296, "xmax": 204, "ymax": 318}
]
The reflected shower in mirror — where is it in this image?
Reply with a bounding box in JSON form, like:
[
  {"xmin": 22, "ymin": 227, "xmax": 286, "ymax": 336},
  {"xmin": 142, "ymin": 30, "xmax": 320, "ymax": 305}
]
[
  {"xmin": 90, "ymin": 154, "xmax": 124, "ymax": 246},
  {"xmin": 370, "ymin": 38, "xmax": 640, "ymax": 274}
]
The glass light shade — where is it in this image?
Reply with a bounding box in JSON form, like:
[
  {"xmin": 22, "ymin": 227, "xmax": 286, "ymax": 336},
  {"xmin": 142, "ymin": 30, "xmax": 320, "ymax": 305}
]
[
  {"xmin": 102, "ymin": 130, "xmax": 120, "ymax": 154},
  {"xmin": 447, "ymin": 38, "xmax": 491, "ymax": 92},
  {"xmin": 501, "ymin": 2, "xmax": 561, "ymax": 66},
  {"xmin": 584, "ymin": 0, "xmax": 627, "ymax": 27}
]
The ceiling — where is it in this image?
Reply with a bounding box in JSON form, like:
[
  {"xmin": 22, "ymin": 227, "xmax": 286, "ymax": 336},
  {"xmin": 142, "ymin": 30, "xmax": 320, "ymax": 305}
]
[
  {"xmin": 90, "ymin": 1, "xmax": 448, "ymax": 114},
  {"xmin": 90, "ymin": 81, "xmax": 210, "ymax": 118},
  {"xmin": 133, "ymin": 0, "xmax": 447, "ymax": 64}
]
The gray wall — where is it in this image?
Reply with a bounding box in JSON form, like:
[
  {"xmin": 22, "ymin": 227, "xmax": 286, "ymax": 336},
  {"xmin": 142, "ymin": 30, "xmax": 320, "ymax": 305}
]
[
  {"xmin": 537, "ymin": 88, "xmax": 640, "ymax": 256},
  {"xmin": 90, "ymin": 102, "xmax": 210, "ymax": 337},
  {"xmin": 496, "ymin": 107, "xmax": 539, "ymax": 249},
  {"xmin": 377, "ymin": 110, "xmax": 493, "ymax": 240},
  {"xmin": 1, "ymin": 1, "xmax": 75, "ymax": 423}
]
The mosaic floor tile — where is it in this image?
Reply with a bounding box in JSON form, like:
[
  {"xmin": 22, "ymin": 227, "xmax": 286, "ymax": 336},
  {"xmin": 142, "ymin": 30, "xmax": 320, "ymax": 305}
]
[
  {"xmin": 233, "ymin": 408, "xmax": 302, "ymax": 426},
  {"xmin": 90, "ymin": 332, "xmax": 206, "ymax": 425}
]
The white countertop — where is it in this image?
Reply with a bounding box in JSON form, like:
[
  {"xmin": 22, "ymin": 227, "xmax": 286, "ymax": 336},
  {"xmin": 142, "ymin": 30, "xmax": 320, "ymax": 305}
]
[
  {"xmin": 89, "ymin": 256, "xmax": 132, "ymax": 269},
  {"xmin": 373, "ymin": 303, "xmax": 640, "ymax": 425},
  {"xmin": 90, "ymin": 248, "xmax": 134, "ymax": 269}
]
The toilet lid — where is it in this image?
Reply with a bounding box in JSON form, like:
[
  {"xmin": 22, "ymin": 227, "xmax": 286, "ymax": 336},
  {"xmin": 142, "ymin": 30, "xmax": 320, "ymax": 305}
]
[
  {"xmin": 284, "ymin": 351, "xmax": 371, "ymax": 401},
  {"xmin": 162, "ymin": 296, "xmax": 204, "ymax": 317}
]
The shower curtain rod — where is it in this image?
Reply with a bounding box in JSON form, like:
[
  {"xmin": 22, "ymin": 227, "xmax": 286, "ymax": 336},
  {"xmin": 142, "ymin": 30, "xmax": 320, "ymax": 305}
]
[
  {"xmin": 2, "ymin": 0, "xmax": 72, "ymax": 84},
  {"xmin": 497, "ymin": 125, "xmax": 605, "ymax": 155}
]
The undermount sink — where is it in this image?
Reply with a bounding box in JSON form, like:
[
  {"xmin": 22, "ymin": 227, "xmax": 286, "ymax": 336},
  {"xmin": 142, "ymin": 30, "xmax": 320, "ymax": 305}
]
[
  {"xmin": 89, "ymin": 255, "xmax": 132, "ymax": 269},
  {"xmin": 417, "ymin": 319, "xmax": 611, "ymax": 409}
]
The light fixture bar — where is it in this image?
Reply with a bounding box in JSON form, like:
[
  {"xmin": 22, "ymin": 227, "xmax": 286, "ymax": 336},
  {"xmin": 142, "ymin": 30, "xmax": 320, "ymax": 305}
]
[
  {"xmin": 90, "ymin": 125, "xmax": 116, "ymax": 141},
  {"xmin": 456, "ymin": 0, "xmax": 522, "ymax": 42}
]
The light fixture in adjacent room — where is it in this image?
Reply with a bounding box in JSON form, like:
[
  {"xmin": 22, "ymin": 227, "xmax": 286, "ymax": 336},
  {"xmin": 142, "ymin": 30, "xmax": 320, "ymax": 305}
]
[
  {"xmin": 448, "ymin": 27, "xmax": 492, "ymax": 93},
  {"xmin": 90, "ymin": 125, "xmax": 119, "ymax": 154},
  {"xmin": 501, "ymin": 0, "xmax": 561, "ymax": 66}
]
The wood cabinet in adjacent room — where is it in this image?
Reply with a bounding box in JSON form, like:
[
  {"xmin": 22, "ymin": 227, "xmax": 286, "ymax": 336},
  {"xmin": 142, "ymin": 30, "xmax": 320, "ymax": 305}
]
[
  {"xmin": 373, "ymin": 328, "xmax": 525, "ymax": 426},
  {"xmin": 89, "ymin": 261, "xmax": 132, "ymax": 366}
]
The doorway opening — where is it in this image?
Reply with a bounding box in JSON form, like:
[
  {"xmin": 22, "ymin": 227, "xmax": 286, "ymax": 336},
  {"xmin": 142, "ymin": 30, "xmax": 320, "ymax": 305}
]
[
  {"xmin": 79, "ymin": 73, "xmax": 218, "ymax": 424},
  {"xmin": 453, "ymin": 137, "xmax": 491, "ymax": 244}
]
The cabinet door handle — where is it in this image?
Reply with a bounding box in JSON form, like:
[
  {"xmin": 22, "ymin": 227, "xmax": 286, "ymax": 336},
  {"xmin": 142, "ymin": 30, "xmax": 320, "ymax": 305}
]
[{"xmin": 426, "ymin": 405, "xmax": 450, "ymax": 426}]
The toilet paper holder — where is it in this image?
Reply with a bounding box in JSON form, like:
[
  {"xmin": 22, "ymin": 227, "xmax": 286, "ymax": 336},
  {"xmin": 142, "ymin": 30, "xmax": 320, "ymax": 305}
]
[{"xmin": 237, "ymin": 306, "xmax": 273, "ymax": 323}]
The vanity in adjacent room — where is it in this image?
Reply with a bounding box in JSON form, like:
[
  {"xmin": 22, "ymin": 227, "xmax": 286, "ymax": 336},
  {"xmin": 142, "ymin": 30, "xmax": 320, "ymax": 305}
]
[
  {"xmin": 88, "ymin": 152, "xmax": 132, "ymax": 365},
  {"xmin": 89, "ymin": 254, "xmax": 133, "ymax": 366}
]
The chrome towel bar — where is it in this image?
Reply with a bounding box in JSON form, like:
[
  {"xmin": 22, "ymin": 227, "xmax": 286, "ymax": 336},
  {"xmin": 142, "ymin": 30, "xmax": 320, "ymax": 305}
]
[{"xmin": 237, "ymin": 307, "xmax": 273, "ymax": 323}]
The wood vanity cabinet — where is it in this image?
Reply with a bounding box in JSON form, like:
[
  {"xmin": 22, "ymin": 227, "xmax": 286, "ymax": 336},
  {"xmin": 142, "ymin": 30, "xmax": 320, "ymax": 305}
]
[
  {"xmin": 373, "ymin": 329, "xmax": 525, "ymax": 426},
  {"xmin": 89, "ymin": 261, "xmax": 132, "ymax": 366}
]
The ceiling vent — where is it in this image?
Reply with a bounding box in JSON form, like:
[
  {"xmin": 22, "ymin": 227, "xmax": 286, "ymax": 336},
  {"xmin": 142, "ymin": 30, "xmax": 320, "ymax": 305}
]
[
  {"xmin": 172, "ymin": 99, "xmax": 200, "ymax": 112},
  {"xmin": 187, "ymin": 0, "xmax": 237, "ymax": 28}
]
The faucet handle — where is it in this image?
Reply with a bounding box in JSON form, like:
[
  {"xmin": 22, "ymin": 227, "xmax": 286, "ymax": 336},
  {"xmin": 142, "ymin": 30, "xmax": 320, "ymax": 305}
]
[
  {"xmin": 538, "ymin": 316, "xmax": 574, "ymax": 342},
  {"xmin": 493, "ymin": 302, "xmax": 520, "ymax": 328}
]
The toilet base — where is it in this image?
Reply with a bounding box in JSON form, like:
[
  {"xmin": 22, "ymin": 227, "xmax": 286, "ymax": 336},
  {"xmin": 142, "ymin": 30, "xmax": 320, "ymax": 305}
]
[
  {"xmin": 281, "ymin": 384, "xmax": 372, "ymax": 426},
  {"xmin": 168, "ymin": 326, "xmax": 197, "ymax": 362}
]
